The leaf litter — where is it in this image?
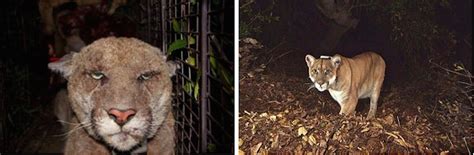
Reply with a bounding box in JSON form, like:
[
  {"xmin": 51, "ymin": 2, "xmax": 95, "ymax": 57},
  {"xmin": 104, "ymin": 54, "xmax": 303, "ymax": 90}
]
[{"xmin": 238, "ymin": 39, "xmax": 472, "ymax": 154}]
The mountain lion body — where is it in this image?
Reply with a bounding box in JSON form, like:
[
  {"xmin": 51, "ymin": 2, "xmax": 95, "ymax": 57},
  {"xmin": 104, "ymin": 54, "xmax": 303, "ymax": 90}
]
[{"xmin": 305, "ymin": 52, "xmax": 386, "ymax": 118}]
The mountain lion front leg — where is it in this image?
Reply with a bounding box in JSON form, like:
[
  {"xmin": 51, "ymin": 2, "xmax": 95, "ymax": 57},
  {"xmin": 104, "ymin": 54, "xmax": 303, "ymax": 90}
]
[{"xmin": 339, "ymin": 95, "xmax": 358, "ymax": 116}]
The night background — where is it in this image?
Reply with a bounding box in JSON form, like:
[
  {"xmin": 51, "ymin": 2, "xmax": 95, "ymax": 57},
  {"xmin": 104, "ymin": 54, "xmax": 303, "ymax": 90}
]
[{"xmin": 239, "ymin": 0, "xmax": 472, "ymax": 153}]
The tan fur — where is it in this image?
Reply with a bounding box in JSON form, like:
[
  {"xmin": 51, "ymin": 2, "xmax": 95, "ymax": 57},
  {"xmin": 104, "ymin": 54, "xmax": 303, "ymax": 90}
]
[
  {"xmin": 49, "ymin": 37, "xmax": 176, "ymax": 154},
  {"xmin": 52, "ymin": 89, "xmax": 74, "ymax": 132},
  {"xmin": 305, "ymin": 52, "xmax": 386, "ymax": 119}
]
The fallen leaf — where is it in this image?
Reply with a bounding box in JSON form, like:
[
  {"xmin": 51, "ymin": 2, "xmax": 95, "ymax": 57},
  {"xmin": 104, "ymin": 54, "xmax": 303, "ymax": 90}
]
[
  {"xmin": 297, "ymin": 126, "xmax": 308, "ymax": 136},
  {"xmin": 372, "ymin": 122, "xmax": 383, "ymax": 129},
  {"xmin": 361, "ymin": 127, "xmax": 370, "ymax": 133},
  {"xmin": 247, "ymin": 72, "xmax": 255, "ymax": 78},
  {"xmin": 302, "ymin": 135, "xmax": 308, "ymax": 142},
  {"xmin": 440, "ymin": 151, "xmax": 449, "ymax": 155},
  {"xmin": 277, "ymin": 113, "xmax": 283, "ymax": 118},
  {"xmin": 319, "ymin": 139, "xmax": 327, "ymax": 148},
  {"xmin": 255, "ymin": 68, "xmax": 264, "ymax": 72},
  {"xmin": 244, "ymin": 110, "xmax": 251, "ymax": 115},
  {"xmin": 270, "ymin": 115, "xmax": 277, "ymax": 121},
  {"xmin": 295, "ymin": 145, "xmax": 303, "ymax": 155},
  {"xmin": 271, "ymin": 135, "xmax": 279, "ymax": 148},
  {"xmin": 292, "ymin": 120, "xmax": 299, "ymax": 125},
  {"xmin": 238, "ymin": 149, "xmax": 245, "ymax": 155},
  {"xmin": 250, "ymin": 142, "xmax": 262, "ymax": 155},
  {"xmin": 308, "ymin": 135, "xmax": 317, "ymax": 146},
  {"xmin": 251, "ymin": 124, "xmax": 256, "ymax": 134},
  {"xmin": 385, "ymin": 131, "xmax": 398, "ymax": 139},
  {"xmin": 383, "ymin": 114, "xmax": 395, "ymax": 125}
]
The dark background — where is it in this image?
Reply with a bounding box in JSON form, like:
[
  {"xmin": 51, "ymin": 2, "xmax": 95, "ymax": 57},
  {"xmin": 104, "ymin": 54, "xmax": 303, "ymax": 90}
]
[{"xmin": 241, "ymin": 0, "xmax": 471, "ymax": 79}]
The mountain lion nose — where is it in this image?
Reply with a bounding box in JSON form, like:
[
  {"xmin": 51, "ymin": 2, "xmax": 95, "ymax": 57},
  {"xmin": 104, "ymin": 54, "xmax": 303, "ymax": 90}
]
[
  {"xmin": 108, "ymin": 108, "xmax": 136, "ymax": 126},
  {"xmin": 317, "ymin": 80, "xmax": 325, "ymax": 85}
]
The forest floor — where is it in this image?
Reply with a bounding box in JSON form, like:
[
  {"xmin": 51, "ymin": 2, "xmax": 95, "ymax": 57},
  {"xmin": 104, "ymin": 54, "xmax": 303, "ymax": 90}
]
[{"xmin": 238, "ymin": 38, "xmax": 473, "ymax": 154}]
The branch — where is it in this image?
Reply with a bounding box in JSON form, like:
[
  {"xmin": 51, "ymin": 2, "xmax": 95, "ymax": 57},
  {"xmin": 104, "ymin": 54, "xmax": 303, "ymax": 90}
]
[
  {"xmin": 240, "ymin": 0, "xmax": 255, "ymax": 9},
  {"xmin": 429, "ymin": 59, "xmax": 474, "ymax": 79},
  {"xmin": 349, "ymin": 3, "xmax": 375, "ymax": 12}
]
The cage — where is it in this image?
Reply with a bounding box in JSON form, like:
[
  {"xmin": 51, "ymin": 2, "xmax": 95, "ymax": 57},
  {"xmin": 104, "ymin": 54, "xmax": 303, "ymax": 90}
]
[{"xmin": 0, "ymin": 0, "xmax": 234, "ymax": 154}]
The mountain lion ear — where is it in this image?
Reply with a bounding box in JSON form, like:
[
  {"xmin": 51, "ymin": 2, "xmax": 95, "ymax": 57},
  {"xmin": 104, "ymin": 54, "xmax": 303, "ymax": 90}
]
[
  {"xmin": 305, "ymin": 55, "xmax": 316, "ymax": 67},
  {"xmin": 331, "ymin": 55, "xmax": 341, "ymax": 68},
  {"xmin": 48, "ymin": 52, "xmax": 77, "ymax": 79},
  {"xmin": 166, "ymin": 60, "xmax": 179, "ymax": 77}
]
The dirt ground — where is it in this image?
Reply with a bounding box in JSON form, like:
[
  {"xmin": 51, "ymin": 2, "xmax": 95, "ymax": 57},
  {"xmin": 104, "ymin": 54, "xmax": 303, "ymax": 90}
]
[{"xmin": 238, "ymin": 38, "xmax": 473, "ymax": 154}]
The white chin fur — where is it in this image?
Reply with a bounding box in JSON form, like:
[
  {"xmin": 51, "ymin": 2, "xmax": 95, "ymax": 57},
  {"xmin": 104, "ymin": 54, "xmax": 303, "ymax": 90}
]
[
  {"xmin": 95, "ymin": 113, "xmax": 148, "ymax": 151},
  {"xmin": 328, "ymin": 76, "xmax": 336, "ymax": 85},
  {"xmin": 315, "ymin": 83, "xmax": 327, "ymax": 92},
  {"xmin": 107, "ymin": 133, "xmax": 140, "ymax": 151}
]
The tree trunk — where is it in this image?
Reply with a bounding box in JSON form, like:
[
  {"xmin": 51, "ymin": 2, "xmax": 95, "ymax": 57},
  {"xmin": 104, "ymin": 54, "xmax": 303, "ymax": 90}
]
[{"xmin": 315, "ymin": 0, "xmax": 359, "ymax": 52}]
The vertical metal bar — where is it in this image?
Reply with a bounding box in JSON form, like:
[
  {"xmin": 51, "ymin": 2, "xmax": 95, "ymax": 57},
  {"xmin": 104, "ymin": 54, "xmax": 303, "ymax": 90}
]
[
  {"xmin": 161, "ymin": 0, "xmax": 167, "ymax": 52},
  {"xmin": 199, "ymin": 0, "xmax": 209, "ymax": 153},
  {"xmin": 146, "ymin": 0, "xmax": 150, "ymax": 42},
  {"xmin": 0, "ymin": 64, "xmax": 4, "ymax": 152}
]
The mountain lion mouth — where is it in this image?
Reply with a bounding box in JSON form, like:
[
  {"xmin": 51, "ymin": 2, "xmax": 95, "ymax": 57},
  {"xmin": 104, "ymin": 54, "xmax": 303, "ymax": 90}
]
[
  {"xmin": 106, "ymin": 132, "xmax": 140, "ymax": 151},
  {"xmin": 315, "ymin": 83, "xmax": 328, "ymax": 92}
]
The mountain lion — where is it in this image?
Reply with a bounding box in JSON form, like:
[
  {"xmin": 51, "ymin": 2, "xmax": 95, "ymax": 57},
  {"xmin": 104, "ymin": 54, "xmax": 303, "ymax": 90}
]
[{"xmin": 305, "ymin": 52, "xmax": 386, "ymax": 119}]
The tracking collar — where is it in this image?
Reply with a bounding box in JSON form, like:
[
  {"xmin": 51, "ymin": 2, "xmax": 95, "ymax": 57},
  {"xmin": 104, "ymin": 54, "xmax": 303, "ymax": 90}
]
[{"xmin": 320, "ymin": 55, "xmax": 331, "ymax": 59}]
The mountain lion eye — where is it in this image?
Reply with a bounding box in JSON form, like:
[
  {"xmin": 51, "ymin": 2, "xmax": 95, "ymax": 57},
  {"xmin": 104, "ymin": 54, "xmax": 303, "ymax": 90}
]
[
  {"xmin": 324, "ymin": 70, "xmax": 330, "ymax": 75},
  {"xmin": 90, "ymin": 71, "xmax": 105, "ymax": 80},
  {"xmin": 138, "ymin": 73, "xmax": 154, "ymax": 81}
]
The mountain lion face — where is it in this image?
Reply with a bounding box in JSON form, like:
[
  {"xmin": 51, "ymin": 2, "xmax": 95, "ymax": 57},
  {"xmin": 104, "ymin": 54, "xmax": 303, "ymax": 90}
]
[
  {"xmin": 305, "ymin": 55, "xmax": 341, "ymax": 92},
  {"xmin": 49, "ymin": 37, "xmax": 176, "ymax": 151}
]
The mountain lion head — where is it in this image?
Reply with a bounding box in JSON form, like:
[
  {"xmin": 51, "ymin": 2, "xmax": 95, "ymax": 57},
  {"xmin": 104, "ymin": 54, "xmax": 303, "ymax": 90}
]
[
  {"xmin": 305, "ymin": 54, "xmax": 341, "ymax": 92},
  {"xmin": 49, "ymin": 37, "xmax": 176, "ymax": 151}
]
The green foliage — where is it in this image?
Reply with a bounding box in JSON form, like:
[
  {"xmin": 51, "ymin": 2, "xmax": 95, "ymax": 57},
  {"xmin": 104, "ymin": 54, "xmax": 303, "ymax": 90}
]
[
  {"xmin": 168, "ymin": 39, "xmax": 187, "ymax": 55},
  {"xmin": 172, "ymin": 19, "xmax": 181, "ymax": 33},
  {"xmin": 239, "ymin": 0, "xmax": 280, "ymax": 38},
  {"xmin": 209, "ymin": 48, "xmax": 233, "ymax": 92},
  {"xmin": 168, "ymin": 3, "xmax": 234, "ymax": 101},
  {"xmin": 207, "ymin": 143, "xmax": 217, "ymax": 152},
  {"xmin": 168, "ymin": 18, "xmax": 199, "ymax": 100},
  {"xmin": 183, "ymin": 77, "xmax": 200, "ymax": 100},
  {"xmin": 187, "ymin": 35, "xmax": 196, "ymax": 45},
  {"xmin": 168, "ymin": 19, "xmax": 197, "ymax": 55}
]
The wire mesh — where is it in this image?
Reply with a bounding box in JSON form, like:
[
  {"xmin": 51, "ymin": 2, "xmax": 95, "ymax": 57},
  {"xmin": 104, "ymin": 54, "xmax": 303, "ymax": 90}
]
[{"xmin": 130, "ymin": 0, "xmax": 234, "ymax": 153}]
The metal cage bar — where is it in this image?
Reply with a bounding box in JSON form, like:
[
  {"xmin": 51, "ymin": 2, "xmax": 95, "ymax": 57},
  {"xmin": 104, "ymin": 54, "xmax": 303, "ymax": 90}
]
[
  {"xmin": 123, "ymin": 0, "xmax": 233, "ymax": 153},
  {"xmin": 199, "ymin": 0, "xmax": 209, "ymax": 152}
]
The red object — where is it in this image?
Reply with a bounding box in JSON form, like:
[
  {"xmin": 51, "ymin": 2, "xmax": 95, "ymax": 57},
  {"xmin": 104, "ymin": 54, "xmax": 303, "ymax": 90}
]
[{"xmin": 49, "ymin": 57, "xmax": 60, "ymax": 62}]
